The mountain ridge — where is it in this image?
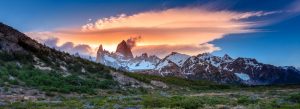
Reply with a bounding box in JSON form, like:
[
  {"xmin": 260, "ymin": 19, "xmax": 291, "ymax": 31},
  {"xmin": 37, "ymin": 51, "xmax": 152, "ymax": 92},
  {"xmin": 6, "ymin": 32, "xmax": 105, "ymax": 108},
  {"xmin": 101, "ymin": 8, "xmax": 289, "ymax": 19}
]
[{"xmin": 96, "ymin": 41, "xmax": 300, "ymax": 85}]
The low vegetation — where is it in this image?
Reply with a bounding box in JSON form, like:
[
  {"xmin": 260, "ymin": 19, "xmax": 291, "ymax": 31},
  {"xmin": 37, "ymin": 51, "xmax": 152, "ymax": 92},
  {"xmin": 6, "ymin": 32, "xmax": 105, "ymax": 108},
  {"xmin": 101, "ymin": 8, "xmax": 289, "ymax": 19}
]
[
  {"xmin": 0, "ymin": 51, "xmax": 117, "ymax": 94},
  {"xmin": 2, "ymin": 91, "xmax": 300, "ymax": 109},
  {"xmin": 124, "ymin": 72, "xmax": 231, "ymax": 90},
  {"xmin": 2, "ymin": 52, "xmax": 300, "ymax": 108}
]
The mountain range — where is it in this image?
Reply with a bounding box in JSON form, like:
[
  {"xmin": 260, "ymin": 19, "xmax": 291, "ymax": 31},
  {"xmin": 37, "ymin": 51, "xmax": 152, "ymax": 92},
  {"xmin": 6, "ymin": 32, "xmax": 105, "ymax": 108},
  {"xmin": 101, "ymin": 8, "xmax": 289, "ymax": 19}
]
[
  {"xmin": 96, "ymin": 40, "xmax": 300, "ymax": 85},
  {"xmin": 1, "ymin": 21, "xmax": 299, "ymax": 88}
]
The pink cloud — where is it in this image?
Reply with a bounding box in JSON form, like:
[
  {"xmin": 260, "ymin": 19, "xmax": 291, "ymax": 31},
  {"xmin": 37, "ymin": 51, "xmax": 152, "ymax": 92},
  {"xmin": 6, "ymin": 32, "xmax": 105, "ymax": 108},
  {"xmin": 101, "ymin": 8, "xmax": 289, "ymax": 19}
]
[
  {"xmin": 26, "ymin": 7, "xmax": 282, "ymax": 58},
  {"xmin": 132, "ymin": 43, "xmax": 220, "ymax": 58}
]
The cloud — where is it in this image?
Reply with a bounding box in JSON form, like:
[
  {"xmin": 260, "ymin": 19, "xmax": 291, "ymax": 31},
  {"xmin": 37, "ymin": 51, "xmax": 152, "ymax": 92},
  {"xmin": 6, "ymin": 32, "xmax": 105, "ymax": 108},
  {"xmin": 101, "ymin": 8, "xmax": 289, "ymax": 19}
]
[
  {"xmin": 288, "ymin": 0, "xmax": 300, "ymax": 12},
  {"xmin": 126, "ymin": 36, "xmax": 142, "ymax": 49},
  {"xmin": 73, "ymin": 44, "xmax": 93, "ymax": 55},
  {"xmin": 132, "ymin": 43, "xmax": 220, "ymax": 58},
  {"xmin": 81, "ymin": 8, "xmax": 275, "ymax": 32},
  {"xmin": 25, "ymin": 32, "xmax": 95, "ymax": 57},
  {"xmin": 27, "ymin": 7, "xmax": 283, "ymax": 58},
  {"xmin": 72, "ymin": 7, "xmax": 280, "ymax": 50},
  {"xmin": 59, "ymin": 42, "xmax": 74, "ymax": 51},
  {"xmin": 57, "ymin": 42, "xmax": 93, "ymax": 56},
  {"xmin": 25, "ymin": 32, "xmax": 58, "ymax": 46}
]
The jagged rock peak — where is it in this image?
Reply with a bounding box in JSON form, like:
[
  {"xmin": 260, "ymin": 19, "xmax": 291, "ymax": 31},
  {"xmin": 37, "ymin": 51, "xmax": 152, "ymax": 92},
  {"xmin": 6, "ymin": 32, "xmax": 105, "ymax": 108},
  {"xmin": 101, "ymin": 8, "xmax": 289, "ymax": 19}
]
[
  {"xmin": 235, "ymin": 57, "xmax": 257, "ymax": 63},
  {"xmin": 141, "ymin": 53, "xmax": 148, "ymax": 58},
  {"xmin": 170, "ymin": 52, "xmax": 179, "ymax": 55},
  {"xmin": 222, "ymin": 54, "xmax": 232, "ymax": 60},
  {"xmin": 97, "ymin": 44, "xmax": 103, "ymax": 54},
  {"xmin": 96, "ymin": 44, "xmax": 104, "ymax": 63},
  {"xmin": 164, "ymin": 52, "xmax": 190, "ymax": 67},
  {"xmin": 197, "ymin": 53, "xmax": 212, "ymax": 57},
  {"xmin": 166, "ymin": 52, "xmax": 189, "ymax": 58},
  {"xmin": 116, "ymin": 40, "xmax": 133, "ymax": 58}
]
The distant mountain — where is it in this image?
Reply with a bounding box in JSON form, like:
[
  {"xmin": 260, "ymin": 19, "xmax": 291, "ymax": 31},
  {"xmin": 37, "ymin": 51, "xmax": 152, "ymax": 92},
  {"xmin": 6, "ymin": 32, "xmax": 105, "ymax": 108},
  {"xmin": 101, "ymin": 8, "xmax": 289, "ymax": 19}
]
[
  {"xmin": 96, "ymin": 41, "xmax": 300, "ymax": 85},
  {"xmin": 96, "ymin": 42, "xmax": 160, "ymax": 71}
]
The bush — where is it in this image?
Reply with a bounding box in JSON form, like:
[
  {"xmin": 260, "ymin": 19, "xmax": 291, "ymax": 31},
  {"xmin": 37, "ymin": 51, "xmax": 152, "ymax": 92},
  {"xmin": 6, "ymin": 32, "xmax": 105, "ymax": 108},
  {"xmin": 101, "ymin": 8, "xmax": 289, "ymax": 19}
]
[
  {"xmin": 142, "ymin": 95, "xmax": 228, "ymax": 109},
  {"xmin": 237, "ymin": 96, "xmax": 259, "ymax": 105},
  {"xmin": 1, "ymin": 64, "xmax": 115, "ymax": 94},
  {"xmin": 124, "ymin": 72, "xmax": 230, "ymax": 90},
  {"xmin": 287, "ymin": 93, "xmax": 300, "ymax": 103},
  {"xmin": 0, "ymin": 51, "xmax": 116, "ymax": 94}
]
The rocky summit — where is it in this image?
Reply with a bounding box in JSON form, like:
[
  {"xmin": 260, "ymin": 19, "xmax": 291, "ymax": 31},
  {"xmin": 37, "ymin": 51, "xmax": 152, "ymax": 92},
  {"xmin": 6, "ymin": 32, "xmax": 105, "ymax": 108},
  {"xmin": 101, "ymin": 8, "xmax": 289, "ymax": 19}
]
[{"xmin": 116, "ymin": 40, "xmax": 133, "ymax": 58}]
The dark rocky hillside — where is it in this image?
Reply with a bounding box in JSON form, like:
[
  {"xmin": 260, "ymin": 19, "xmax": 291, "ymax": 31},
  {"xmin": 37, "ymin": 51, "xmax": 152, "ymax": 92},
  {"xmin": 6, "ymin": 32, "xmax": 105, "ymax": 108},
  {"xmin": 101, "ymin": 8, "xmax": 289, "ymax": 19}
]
[{"xmin": 0, "ymin": 22, "xmax": 117, "ymax": 95}]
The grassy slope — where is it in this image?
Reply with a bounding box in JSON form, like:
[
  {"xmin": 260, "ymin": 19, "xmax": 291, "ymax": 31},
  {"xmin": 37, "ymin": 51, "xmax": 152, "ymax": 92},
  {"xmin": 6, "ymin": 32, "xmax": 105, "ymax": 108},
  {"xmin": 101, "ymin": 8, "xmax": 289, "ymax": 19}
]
[
  {"xmin": 0, "ymin": 23, "xmax": 119, "ymax": 94},
  {"xmin": 0, "ymin": 51, "xmax": 116, "ymax": 94},
  {"xmin": 123, "ymin": 72, "xmax": 233, "ymax": 90},
  {"xmin": 2, "ymin": 88, "xmax": 300, "ymax": 109}
]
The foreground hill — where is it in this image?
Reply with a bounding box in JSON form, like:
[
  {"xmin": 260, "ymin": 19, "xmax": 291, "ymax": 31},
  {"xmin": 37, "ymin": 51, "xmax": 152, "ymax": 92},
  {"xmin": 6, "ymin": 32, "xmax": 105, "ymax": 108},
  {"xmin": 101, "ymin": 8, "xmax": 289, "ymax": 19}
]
[{"xmin": 0, "ymin": 22, "xmax": 119, "ymax": 95}]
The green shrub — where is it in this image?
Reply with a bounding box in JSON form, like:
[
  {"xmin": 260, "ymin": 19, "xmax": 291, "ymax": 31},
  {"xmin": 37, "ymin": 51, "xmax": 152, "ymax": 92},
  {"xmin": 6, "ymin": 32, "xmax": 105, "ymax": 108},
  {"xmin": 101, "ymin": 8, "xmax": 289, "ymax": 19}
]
[
  {"xmin": 124, "ymin": 72, "xmax": 230, "ymax": 90},
  {"xmin": 142, "ymin": 95, "xmax": 228, "ymax": 109},
  {"xmin": 237, "ymin": 96, "xmax": 259, "ymax": 105},
  {"xmin": 0, "ymin": 51, "xmax": 116, "ymax": 94},
  {"xmin": 287, "ymin": 93, "xmax": 300, "ymax": 103}
]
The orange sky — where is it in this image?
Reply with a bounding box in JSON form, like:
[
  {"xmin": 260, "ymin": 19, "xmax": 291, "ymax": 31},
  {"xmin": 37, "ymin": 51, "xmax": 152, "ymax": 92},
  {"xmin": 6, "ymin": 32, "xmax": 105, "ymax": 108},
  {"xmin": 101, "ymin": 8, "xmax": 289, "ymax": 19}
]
[{"xmin": 26, "ymin": 7, "xmax": 273, "ymax": 57}]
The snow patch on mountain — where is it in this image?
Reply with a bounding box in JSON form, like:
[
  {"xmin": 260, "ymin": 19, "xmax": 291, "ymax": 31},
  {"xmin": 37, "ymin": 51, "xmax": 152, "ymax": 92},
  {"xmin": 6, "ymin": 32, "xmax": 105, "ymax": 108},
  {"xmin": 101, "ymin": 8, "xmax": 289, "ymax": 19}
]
[
  {"xmin": 166, "ymin": 52, "xmax": 190, "ymax": 67},
  {"xmin": 103, "ymin": 55, "xmax": 117, "ymax": 63},
  {"xmin": 155, "ymin": 60, "xmax": 170, "ymax": 70},
  {"xmin": 234, "ymin": 73, "xmax": 250, "ymax": 81},
  {"xmin": 127, "ymin": 60, "xmax": 156, "ymax": 71},
  {"xmin": 197, "ymin": 53, "xmax": 221, "ymax": 68},
  {"xmin": 243, "ymin": 58, "xmax": 261, "ymax": 68}
]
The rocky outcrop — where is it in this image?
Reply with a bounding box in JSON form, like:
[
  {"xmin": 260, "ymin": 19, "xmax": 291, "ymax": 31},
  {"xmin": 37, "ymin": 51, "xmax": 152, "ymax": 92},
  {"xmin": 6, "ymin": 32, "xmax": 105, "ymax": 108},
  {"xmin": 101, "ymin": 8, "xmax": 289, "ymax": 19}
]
[
  {"xmin": 150, "ymin": 80, "xmax": 168, "ymax": 89},
  {"xmin": 116, "ymin": 40, "xmax": 133, "ymax": 58},
  {"xmin": 96, "ymin": 44, "xmax": 104, "ymax": 63},
  {"xmin": 0, "ymin": 23, "xmax": 50, "ymax": 53},
  {"xmin": 110, "ymin": 72, "xmax": 153, "ymax": 89},
  {"xmin": 0, "ymin": 23, "xmax": 27, "ymax": 52}
]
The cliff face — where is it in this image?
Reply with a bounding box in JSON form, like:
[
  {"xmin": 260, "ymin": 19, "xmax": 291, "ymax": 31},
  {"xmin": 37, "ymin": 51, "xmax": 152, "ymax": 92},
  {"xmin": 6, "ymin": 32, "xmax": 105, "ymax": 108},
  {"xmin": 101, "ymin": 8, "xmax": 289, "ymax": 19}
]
[
  {"xmin": 96, "ymin": 44, "xmax": 104, "ymax": 63},
  {"xmin": 116, "ymin": 40, "xmax": 133, "ymax": 58}
]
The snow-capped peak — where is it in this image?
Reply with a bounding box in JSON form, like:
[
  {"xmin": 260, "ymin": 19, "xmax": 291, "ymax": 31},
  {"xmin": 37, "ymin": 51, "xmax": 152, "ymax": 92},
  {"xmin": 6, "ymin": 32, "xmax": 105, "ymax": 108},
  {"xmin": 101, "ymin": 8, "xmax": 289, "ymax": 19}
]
[
  {"xmin": 280, "ymin": 66, "xmax": 299, "ymax": 72},
  {"xmin": 222, "ymin": 54, "xmax": 233, "ymax": 60},
  {"xmin": 197, "ymin": 53, "xmax": 214, "ymax": 60},
  {"xmin": 197, "ymin": 53, "xmax": 222, "ymax": 67},
  {"xmin": 155, "ymin": 59, "xmax": 171, "ymax": 70},
  {"xmin": 165, "ymin": 52, "xmax": 190, "ymax": 67}
]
